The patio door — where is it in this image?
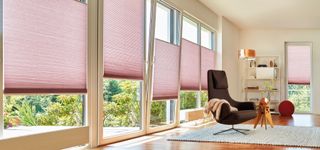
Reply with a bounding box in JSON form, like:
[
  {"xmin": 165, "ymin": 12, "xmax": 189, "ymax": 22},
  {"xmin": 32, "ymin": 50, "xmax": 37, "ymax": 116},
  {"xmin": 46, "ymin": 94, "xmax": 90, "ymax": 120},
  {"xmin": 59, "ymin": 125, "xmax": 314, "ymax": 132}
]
[{"xmin": 285, "ymin": 42, "xmax": 312, "ymax": 113}]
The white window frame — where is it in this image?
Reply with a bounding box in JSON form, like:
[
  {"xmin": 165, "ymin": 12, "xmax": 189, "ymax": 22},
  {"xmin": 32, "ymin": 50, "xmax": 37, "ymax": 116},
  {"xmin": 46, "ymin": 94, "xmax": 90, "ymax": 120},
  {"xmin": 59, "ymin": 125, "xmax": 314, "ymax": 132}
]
[
  {"xmin": 179, "ymin": 13, "xmax": 217, "ymax": 122},
  {"xmin": 0, "ymin": 0, "xmax": 90, "ymax": 149}
]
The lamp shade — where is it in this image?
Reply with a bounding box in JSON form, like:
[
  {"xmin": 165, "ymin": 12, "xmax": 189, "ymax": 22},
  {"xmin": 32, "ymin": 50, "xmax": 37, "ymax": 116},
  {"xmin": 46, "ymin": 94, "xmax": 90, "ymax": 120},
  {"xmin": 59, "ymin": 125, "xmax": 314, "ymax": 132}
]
[{"xmin": 239, "ymin": 49, "xmax": 256, "ymax": 60}]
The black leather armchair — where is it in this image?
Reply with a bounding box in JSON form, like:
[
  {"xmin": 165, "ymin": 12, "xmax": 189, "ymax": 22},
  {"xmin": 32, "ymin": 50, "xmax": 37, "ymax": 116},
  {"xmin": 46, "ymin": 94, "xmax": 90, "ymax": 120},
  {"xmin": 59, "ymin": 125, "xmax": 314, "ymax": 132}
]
[{"xmin": 208, "ymin": 70, "xmax": 257, "ymax": 135}]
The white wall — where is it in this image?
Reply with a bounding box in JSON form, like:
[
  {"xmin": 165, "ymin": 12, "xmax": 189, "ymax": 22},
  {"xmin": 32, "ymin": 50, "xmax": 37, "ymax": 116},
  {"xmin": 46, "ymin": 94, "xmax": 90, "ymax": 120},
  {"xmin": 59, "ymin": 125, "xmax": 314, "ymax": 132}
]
[
  {"xmin": 240, "ymin": 29, "xmax": 320, "ymax": 114},
  {"xmin": 221, "ymin": 17, "xmax": 241, "ymax": 100}
]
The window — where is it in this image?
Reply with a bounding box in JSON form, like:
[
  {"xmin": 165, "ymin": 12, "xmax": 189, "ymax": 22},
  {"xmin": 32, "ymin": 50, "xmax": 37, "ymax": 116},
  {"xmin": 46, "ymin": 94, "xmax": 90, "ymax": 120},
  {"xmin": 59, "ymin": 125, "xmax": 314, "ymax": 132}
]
[
  {"xmin": 150, "ymin": 100, "xmax": 176, "ymax": 127},
  {"xmin": 150, "ymin": 3, "xmax": 180, "ymax": 129},
  {"xmin": 102, "ymin": 0, "xmax": 145, "ymax": 139},
  {"xmin": 155, "ymin": 4, "xmax": 171, "ymax": 42},
  {"xmin": 2, "ymin": 0, "xmax": 87, "ymax": 144},
  {"xmin": 286, "ymin": 43, "xmax": 312, "ymax": 113},
  {"xmin": 155, "ymin": 3, "xmax": 180, "ymax": 45},
  {"xmin": 182, "ymin": 16, "xmax": 198, "ymax": 44},
  {"xmin": 4, "ymin": 95, "xmax": 85, "ymax": 138},
  {"xmin": 180, "ymin": 91, "xmax": 198, "ymax": 110},
  {"xmin": 200, "ymin": 91, "xmax": 208, "ymax": 107},
  {"xmin": 201, "ymin": 27, "xmax": 213, "ymax": 49},
  {"xmin": 103, "ymin": 79, "xmax": 142, "ymax": 137},
  {"xmin": 180, "ymin": 16, "xmax": 216, "ymax": 124}
]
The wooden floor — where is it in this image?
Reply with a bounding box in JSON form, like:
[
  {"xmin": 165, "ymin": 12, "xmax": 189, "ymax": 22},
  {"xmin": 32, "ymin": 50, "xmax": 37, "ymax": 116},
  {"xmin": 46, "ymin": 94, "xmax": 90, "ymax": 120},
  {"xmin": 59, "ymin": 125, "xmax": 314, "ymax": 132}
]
[{"xmin": 93, "ymin": 114, "xmax": 320, "ymax": 150}]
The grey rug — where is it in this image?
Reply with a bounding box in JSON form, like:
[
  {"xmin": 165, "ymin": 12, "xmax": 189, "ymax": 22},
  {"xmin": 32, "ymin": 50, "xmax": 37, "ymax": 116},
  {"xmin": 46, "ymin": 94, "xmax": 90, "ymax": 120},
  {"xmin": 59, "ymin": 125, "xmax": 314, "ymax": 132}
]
[{"xmin": 168, "ymin": 124, "xmax": 320, "ymax": 148}]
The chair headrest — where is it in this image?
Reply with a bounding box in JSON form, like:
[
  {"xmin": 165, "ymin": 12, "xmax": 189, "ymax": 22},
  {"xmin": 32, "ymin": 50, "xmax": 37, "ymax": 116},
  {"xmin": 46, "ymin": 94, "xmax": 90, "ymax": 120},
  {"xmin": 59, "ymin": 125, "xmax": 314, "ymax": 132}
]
[{"xmin": 212, "ymin": 70, "xmax": 228, "ymax": 89}]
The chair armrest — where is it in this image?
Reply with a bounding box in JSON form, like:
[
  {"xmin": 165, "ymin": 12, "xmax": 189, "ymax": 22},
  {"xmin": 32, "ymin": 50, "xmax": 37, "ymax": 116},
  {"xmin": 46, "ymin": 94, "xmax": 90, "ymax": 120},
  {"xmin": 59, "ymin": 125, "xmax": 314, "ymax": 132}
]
[
  {"xmin": 237, "ymin": 101, "xmax": 256, "ymax": 111},
  {"xmin": 212, "ymin": 103, "xmax": 231, "ymax": 121}
]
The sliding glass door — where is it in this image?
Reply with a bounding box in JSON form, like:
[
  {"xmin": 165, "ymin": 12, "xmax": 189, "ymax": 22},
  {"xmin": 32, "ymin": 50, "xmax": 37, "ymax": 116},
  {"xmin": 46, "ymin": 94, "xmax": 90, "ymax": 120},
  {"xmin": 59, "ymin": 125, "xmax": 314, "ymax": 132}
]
[{"xmin": 285, "ymin": 42, "xmax": 312, "ymax": 113}]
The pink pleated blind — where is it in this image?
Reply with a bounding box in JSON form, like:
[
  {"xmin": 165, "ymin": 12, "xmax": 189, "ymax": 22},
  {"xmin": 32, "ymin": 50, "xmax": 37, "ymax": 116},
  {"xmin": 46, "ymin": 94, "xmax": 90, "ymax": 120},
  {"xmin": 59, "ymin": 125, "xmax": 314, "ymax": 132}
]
[
  {"xmin": 103, "ymin": 0, "xmax": 144, "ymax": 80},
  {"xmin": 287, "ymin": 45, "xmax": 311, "ymax": 84},
  {"xmin": 201, "ymin": 47, "xmax": 215, "ymax": 90},
  {"xmin": 3, "ymin": 0, "xmax": 87, "ymax": 94},
  {"xmin": 153, "ymin": 39, "xmax": 180, "ymax": 100},
  {"xmin": 180, "ymin": 39, "xmax": 201, "ymax": 90}
]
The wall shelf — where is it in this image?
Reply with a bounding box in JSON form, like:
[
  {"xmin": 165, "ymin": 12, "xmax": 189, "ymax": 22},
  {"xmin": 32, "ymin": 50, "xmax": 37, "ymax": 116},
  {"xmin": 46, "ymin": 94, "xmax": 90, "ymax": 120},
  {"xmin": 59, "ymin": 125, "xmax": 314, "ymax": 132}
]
[{"xmin": 240, "ymin": 56, "xmax": 281, "ymax": 112}]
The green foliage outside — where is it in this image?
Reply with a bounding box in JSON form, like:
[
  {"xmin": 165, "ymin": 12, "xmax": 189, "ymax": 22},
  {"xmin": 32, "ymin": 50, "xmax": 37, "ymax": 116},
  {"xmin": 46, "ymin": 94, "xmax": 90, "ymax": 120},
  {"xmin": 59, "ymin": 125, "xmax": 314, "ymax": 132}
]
[
  {"xmin": 180, "ymin": 91, "xmax": 208, "ymax": 109},
  {"xmin": 288, "ymin": 84, "xmax": 311, "ymax": 112},
  {"xmin": 4, "ymin": 79, "xmax": 210, "ymax": 129},
  {"xmin": 180, "ymin": 91, "xmax": 197, "ymax": 110},
  {"xmin": 4, "ymin": 95, "xmax": 83, "ymax": 129},
  {"xmin": 200, "ymin": 91, "xmax": 208, "ymax": 107},
  {"xmin": 150, "ymin": 101, "xmax": 166, "ymax": 126},
  {"xmin": 103, "ymin": 80, "xmax": 141, "ymax": 127}
]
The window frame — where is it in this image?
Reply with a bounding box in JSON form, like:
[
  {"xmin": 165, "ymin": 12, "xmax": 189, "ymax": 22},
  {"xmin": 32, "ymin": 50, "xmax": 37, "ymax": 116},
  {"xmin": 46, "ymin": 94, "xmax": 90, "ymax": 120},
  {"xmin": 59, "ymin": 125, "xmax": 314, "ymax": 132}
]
[
  {"xmin": 285, "ymin": 42, "xmax": 313, "ymax": 114},
  {"xmin": 0, "ymin": 0, "xmax": 89, "ymax": 149},
  {"xmin": 201, "ymin": 26, "xmax": 214, "ymax": 50},
  {"xmin": 147, "ymin": 0, "xmax": 182, "ymax": 134},
  {"xmin": 179, "ymin": 13, "xmax": 217, "ymax": 123}
]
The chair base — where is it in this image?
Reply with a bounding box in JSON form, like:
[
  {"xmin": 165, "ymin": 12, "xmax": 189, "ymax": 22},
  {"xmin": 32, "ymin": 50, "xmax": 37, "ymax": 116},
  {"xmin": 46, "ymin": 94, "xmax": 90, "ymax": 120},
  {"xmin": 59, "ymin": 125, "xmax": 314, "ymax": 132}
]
[{"xmin": 213, "ymin": 125, "xmax": 250, "ymax": 135}]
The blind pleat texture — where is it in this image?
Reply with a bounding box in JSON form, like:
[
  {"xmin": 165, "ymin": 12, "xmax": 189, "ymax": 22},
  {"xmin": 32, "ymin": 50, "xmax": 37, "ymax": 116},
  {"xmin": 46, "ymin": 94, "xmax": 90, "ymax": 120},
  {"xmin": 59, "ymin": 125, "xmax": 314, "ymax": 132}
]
[
  {"xmin": 4, "ymin": 0, "xmax": 87, "ymax": 94},
  {"xmin": 287, "ymin": 45, "xmax": 311, "ymax": 84},
  {"xmin": 103, "ymin": 0, "xmax": 145, "ymax": 80},
  {"xmin": 180, "ymin": 39, "xmax": 201, "ymax": 90},
  {"xmin": 153, "ymin": 39, "xmax": 180, "ymax": 100},
  {"xmin": 201, "ymin": 46, "xmax": 215, "ymax": 90}
]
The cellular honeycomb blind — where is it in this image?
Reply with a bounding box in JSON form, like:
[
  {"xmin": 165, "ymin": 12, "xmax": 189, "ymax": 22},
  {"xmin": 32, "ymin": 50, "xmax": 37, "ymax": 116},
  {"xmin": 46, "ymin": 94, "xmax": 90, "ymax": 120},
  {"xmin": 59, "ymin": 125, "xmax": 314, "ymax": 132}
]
[
  {"xmin": 153, "ymin": 39, "xmax": 180, "ymax": 100},
  {"xmin": 103, "ymin": 0, "xmax": 145, "ymax": 80},
  {"xmin": 3, "ymin": 0, "xmax": 87, "ymax": 94},
  {"xmin": 287, "ymin": 45, "xmax": 311, "ymax": 84},
  {"xmin": 180, "ymin": 39, "xmax": 200, "ymax": 90},
  {"xmin": 201, "ymin": 46, "xmax": 215, "ymax": 90}
]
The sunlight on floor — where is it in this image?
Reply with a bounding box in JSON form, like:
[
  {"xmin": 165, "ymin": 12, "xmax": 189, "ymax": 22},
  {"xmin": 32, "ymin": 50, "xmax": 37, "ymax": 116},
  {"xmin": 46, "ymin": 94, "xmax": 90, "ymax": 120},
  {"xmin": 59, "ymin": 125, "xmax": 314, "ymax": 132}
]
[{"xmin": 108, "ymin": 136, "xmax": 162, "ymax": 148}]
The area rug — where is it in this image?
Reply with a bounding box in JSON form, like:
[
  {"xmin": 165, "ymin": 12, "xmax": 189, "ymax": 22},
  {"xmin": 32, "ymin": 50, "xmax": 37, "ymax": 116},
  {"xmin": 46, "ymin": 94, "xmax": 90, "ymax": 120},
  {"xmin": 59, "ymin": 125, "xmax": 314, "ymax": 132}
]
[{"xmin": 167, "ymin": 124, "xmax": 320, "ymax": 148}]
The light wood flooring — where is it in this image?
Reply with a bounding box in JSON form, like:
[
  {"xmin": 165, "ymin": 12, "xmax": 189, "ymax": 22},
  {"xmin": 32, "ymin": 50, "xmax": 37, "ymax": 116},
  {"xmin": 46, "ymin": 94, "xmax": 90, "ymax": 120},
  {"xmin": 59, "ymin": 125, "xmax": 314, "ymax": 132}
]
[{"xmin": 93, "ymin": 114, "xmax": 320, "ymax": 150}]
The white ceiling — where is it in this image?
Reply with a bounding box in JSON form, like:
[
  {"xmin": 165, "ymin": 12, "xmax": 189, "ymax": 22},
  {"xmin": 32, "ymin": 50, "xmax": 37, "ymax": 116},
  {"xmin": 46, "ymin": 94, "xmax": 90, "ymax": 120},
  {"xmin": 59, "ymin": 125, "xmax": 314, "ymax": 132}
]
[{"xmin": 199, "ymin": 0, "xmax": 320, "ymax": 29}]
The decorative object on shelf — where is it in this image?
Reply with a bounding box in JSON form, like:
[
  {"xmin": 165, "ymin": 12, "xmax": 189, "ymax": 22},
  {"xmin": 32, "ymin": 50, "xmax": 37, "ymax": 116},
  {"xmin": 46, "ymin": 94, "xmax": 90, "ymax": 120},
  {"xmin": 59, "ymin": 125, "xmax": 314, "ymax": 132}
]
[
  {"xmin": 246, "ymin": 86, "xmax": 259, "ymax": 89},
  {"xmin": 262, "ymin": 80, "xmax": 275, "ymax": 100},
  {"xmin": 270, "ymin": 60, "xmax": 274, "ymax": 67},
  {"xmin": 278, "ymin": 100, "xmax": 295, "ymax": 116},
  {"xmin": 257, "ymin": 64, "xmax": 267, "ymax": 67},
  {"xmin": 239, "ymin": 49, "xmax": 256, "ymax": 60},
  {"xmin": 274, "ymin": 62, "xmax": 277, "ymax": 67},
  {"xmin": 254, "ymin": 97, "xmax": 274, "ymax": 130}
]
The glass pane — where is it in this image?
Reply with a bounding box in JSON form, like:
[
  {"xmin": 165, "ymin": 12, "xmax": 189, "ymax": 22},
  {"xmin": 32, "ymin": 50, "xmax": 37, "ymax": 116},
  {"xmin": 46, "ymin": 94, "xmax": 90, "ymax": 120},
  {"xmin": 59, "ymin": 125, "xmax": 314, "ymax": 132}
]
[
  {"xmin": 150, "ymin": 100, "xmax": 176, "ymax": 127},
  {"xmin": 155, "ymin": 4, "xmax": 171, "ymax": 42},
  {"xmin": 179, "ymin": 91, "xmax": 197, "ymax": 110},
  {"xmin": 286, "ymin": 44, "xmax": 311, "ymax": 113},
  {"xmin": 288, "ymin": 84, "xmax": 311, "ymax": 112},
  {"xmin": 4, "ymin": 95, "xmax": 84, "ymax": 138},
  {"xmin": 201, "ymin": 27, "xmax": 212, "ymax": 49},
  {"xmin": 200, "ymin": 91, "xmax": 208, "ymax": 107},
  {"xmin": 182, "ymin": 17, "xmax": 198, "ymax": 44},
  {"xmin": 103, "ymin": 79, "xmax": 142, "ymax": 137}
]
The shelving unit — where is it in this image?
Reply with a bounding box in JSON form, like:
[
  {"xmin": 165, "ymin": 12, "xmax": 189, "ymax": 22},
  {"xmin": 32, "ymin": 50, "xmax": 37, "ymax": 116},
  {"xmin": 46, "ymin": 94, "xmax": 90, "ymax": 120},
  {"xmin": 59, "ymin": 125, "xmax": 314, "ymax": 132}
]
[{"xmin": 240, "ymin": 56, "xmax": 281, "ymax": 113}]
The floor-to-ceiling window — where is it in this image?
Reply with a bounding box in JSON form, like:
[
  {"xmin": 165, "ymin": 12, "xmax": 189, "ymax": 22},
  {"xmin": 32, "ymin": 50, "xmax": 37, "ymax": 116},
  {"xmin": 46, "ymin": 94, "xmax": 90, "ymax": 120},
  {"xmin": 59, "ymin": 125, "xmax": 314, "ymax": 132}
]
[
  {"xmin": 149, "ymin": 2, "xmax": 180, "ymax": 129},
  {"xmin": 179, "ymin": 16, "xmax": 216, "ymax": 123},
  {"xmin": 1, "ymin": 0, "xmax": 88, "ymax": 148},
  {"xmin": 102, "ymin": 0, "xmax": 146, "ymax": 141},
  {"xmin": 286, "ymin": 42, "xmax": 312, "ymax": 113}
]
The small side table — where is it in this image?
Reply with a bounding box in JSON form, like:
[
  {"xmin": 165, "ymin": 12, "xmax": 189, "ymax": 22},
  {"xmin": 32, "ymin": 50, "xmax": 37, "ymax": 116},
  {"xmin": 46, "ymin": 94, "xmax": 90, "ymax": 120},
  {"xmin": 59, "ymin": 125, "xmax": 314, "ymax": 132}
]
[{"xmin": 253, "ymin": 98, "xmax": 274, "ymax": 129}]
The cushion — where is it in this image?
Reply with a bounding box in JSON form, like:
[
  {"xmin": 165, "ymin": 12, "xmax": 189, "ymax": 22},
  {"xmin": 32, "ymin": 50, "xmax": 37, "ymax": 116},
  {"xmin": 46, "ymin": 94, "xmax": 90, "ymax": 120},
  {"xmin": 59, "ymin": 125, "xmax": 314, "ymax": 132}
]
[
  {"xmin": 220, "ymin": 110, "xmax": 257, "ymax": 125},
  {"xmin": 213, "ymin": 71, "xmax": 228, "ymax": 89}
]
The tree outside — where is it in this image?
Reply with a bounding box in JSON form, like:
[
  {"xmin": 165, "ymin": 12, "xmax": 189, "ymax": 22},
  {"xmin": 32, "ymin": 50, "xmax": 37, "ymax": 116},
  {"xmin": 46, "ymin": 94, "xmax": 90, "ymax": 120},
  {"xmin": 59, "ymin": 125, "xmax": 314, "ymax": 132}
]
[
  {"xmin": 4, "ymin": 95, "xmax": 83, "ymax": 129},
  {"xmin": 180, "ymin": 91, "xmax": 197, "ymax": 110},
  {"xmin": 103, "ymin": 79, "xmax": 141, "ymax": 127},
  {"xmin": 4, "ymin": 80, "xmax": 210, "ymax": 129},
  {"xmin": 288, "ymin": 84, "xmax": 311, "ymax": 112}
]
